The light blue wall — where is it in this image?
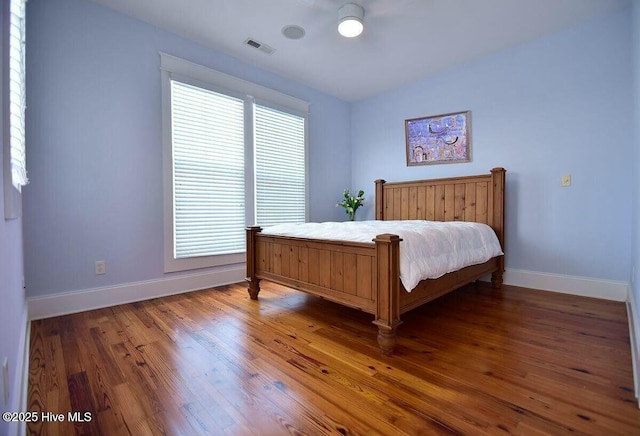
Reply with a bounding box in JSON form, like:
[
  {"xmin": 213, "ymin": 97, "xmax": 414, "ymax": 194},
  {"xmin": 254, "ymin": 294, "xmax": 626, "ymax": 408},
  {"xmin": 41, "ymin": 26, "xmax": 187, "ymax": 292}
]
[
  {"xmin": 0, "ymin": 1, "xmax": 27, "ymax": 431},
  {"xmin": 351, "ymin": 8, "xmax": 633, "ymax": 282},
  {"xmin": 0, "ymin": 167, "xmax": 24, "ymax": 435},
  {"xmin": 23, "ymin": 0, "xmax": 351, "ymax": 296}
]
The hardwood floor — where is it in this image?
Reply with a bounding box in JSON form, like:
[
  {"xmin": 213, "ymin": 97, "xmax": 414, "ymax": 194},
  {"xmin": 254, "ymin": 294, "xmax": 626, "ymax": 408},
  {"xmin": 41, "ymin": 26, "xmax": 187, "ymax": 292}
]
[{"xmin": 27, "ymin": 281, "xmax": 640, "ymax": 435}]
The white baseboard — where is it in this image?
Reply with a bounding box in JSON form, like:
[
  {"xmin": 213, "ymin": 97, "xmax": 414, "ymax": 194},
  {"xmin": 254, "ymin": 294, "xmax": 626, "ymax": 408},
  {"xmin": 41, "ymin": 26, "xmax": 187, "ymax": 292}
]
[
  {"xmin": 28, "ymin": 265, "xmax": 246, "ymax": 320},
  {"xmin": 627, "ymin": 290, "xmax": 640, "ymax": 407},
  {"xmin": 29, "ymin": 266, "xmax": 629, "ymax": 319},
  {"xmin": 503, "ymin": 268, "xmax": 629, "ymax": 301},
  {"xmin": 8, "ymin": 305, "xmax": 29, "ymax": 436}
]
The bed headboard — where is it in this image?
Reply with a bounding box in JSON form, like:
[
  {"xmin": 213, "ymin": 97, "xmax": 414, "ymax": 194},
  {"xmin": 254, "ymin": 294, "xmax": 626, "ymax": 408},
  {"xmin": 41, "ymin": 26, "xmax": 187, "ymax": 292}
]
[{"xmin": 375, "ymin": 167, "xmax": 506, "ymax": 249}]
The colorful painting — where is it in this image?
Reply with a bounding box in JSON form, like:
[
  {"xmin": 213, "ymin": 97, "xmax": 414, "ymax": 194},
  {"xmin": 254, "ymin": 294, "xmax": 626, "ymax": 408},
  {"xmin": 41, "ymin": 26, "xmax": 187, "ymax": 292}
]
[{"xmin": 405, "ymin": 111, "xmax": 471, "ymax": 166}]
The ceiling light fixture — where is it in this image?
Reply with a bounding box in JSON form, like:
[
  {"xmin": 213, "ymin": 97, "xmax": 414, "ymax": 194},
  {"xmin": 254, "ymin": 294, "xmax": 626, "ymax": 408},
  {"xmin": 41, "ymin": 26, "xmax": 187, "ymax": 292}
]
[{"xmin": 338, "ymin": 3, "xmax": 364, "ymax": 38}]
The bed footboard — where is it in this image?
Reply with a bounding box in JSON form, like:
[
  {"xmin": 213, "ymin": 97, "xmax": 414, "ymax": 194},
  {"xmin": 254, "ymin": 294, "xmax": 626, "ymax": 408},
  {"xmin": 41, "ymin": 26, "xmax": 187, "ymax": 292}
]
[{"xmin": 245, "ymin": 226, "xmax": 405, "ymax": 355}]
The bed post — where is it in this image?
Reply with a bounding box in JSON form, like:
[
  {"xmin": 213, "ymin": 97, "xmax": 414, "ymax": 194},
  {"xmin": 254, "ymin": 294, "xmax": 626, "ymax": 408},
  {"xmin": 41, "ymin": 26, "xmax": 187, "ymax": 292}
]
[
  {"xmin": 372, "ymin": 233, "xmax": 403, "ymax": 355},
  {"xmin": 490, "ymin": 168, "xmax": 506, "ymax": 289},
  {"xmin": 246, "ymin": 226, "xmax": 262, "ymax": 300},
  {"xmin": 375, "ymin": 179, "xmax": 386, "ymax": 220}
]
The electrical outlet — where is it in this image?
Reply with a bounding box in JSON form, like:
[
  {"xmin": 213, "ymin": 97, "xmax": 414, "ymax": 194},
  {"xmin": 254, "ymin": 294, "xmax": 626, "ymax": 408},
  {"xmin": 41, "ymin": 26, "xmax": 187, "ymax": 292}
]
[
  {"xmin": 95, "ymin": 260, "xmax": 106, "ymax": 275},
  {"xmin": 561, "ymin": 174, "xmax": 571, "ymax": 187},
  {"xmin": 2, "ymin": 357, "xmax": 9, "ymax": 406}
]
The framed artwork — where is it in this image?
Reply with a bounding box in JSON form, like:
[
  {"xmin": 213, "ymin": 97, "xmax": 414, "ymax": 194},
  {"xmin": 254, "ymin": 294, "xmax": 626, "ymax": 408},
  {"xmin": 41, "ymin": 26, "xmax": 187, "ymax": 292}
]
[{"xmin": 405, "ymin": 111, "xmax": 471, "ymax": 166}]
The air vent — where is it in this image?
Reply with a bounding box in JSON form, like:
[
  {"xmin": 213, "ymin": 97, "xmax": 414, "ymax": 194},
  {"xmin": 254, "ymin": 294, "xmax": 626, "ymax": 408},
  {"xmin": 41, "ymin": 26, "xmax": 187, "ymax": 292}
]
[{"xmin": 244, "ymin": 38, "xmax": 276, "ymax": 55}]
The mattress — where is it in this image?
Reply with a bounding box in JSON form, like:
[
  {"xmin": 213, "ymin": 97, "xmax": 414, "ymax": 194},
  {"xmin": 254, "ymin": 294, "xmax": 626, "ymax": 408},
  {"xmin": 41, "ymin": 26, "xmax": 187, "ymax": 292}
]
[{"xmin": 260, "ymin": 220, "xmax": 503, "ymax": 291}]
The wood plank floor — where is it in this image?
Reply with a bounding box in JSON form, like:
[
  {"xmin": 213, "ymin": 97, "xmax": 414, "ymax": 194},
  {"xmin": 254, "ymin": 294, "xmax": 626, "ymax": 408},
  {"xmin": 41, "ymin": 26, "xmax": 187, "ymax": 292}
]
[{"xmin": 27, "ymin": 281, "xmax": 640, "ymax": 435}]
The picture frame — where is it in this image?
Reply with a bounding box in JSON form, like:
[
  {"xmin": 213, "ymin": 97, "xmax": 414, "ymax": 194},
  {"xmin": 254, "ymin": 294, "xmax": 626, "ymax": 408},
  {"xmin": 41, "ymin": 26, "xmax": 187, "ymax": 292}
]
[{"xmin": 405, "ymin": 110, "xmax": 471, "ymax": 166}]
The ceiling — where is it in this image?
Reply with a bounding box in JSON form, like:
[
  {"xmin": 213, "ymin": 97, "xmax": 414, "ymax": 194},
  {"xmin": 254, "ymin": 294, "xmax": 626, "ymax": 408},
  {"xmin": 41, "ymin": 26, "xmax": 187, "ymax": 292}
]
[{"xmin": 88, "ymin": 0, "xmax": 629, "ymax": 102}]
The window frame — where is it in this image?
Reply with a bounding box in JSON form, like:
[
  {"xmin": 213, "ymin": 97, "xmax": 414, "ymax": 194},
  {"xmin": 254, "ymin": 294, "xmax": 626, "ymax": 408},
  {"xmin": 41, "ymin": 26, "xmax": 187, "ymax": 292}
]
[{"xmin": 160, "ymin": 53, "xmax": 309, "ymax": 273}]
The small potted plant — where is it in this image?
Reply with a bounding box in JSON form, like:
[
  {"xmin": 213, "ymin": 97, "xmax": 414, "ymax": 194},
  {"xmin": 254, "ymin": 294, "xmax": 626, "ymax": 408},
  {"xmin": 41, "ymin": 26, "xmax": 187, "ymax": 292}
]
[{"xmin": 337, "ymin": 188, "xmax": 365, "ymax": 221}]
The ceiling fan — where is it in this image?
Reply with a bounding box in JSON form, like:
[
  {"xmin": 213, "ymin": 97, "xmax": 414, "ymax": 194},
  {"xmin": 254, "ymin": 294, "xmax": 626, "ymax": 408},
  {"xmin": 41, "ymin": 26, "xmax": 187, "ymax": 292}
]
[
  {"xmin": 282, "ymin": 0, "xmax": 421, "ymax": 42},
  {"xmin": 291, "ymin": 0, "xmax": 366, "ymax": 37}
]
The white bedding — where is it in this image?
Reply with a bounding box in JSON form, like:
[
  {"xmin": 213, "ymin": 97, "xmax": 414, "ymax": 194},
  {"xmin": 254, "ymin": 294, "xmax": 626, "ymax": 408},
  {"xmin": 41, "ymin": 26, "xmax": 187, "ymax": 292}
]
[{"xmin": 261, "ymin": 220, "xmax": 503, "ymax": 292}]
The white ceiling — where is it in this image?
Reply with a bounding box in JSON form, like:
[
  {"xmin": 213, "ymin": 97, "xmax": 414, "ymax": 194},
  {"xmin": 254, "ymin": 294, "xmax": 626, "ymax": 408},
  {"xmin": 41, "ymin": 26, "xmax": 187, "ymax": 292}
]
[{"xmin": 89, "ymin": 0, "xmax": 629, "ymax": 102}]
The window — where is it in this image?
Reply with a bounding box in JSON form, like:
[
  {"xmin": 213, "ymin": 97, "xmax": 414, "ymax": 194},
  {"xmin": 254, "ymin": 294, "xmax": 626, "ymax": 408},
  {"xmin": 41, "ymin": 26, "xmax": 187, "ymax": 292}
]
[
  {"xmin": 161, "ymin": 54, "xmax": 309, "ymax": 272},
  {"xmin": 3, "ymin": 0, "xmax": 28, "ymax": 219},
  {"xmin": 254, "ymin": 104, "xmax": 306, "ymax": 227},
  {"xmin": 171, "ymin": 81, "xmax": 246, "ymax": 259}
]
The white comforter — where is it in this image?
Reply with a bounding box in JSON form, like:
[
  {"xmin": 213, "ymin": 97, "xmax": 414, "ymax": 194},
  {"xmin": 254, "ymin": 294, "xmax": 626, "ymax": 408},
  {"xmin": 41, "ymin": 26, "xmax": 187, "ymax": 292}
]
[{"xmin": 261, "ymin": 220, "xmax": 503, "ymax": 292}]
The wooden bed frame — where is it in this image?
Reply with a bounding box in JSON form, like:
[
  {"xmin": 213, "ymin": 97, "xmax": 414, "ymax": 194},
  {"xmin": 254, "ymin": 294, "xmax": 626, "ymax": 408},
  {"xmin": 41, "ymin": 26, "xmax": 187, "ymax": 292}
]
[{"xmin": 246, "ymin": 168, "xmax": 506, "ymax": 355}]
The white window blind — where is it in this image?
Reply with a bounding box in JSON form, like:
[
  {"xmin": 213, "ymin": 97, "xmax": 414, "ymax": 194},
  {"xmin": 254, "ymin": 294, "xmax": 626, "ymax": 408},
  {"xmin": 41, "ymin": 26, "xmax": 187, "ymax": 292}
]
[
  {"xmin": 8, "ymin": 0, "xmax": 28, "ymax": 191},
  {"xmin": 161, "ymin": 53, "xmax": 309, "ymax": 272},
  {"xmin": 254, "ymin": 105, "xmax": 306, "ymax": 227},
  {"xmin": 171, "ymin": 80, "xmax": 245, "ymax": 258}
]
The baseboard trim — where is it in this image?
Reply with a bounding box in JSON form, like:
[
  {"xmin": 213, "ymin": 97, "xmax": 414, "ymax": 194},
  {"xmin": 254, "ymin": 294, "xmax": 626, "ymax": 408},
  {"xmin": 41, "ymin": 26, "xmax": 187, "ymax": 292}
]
[
  {"xmin": 16, "ymin": 309, "xmax": 30, "ymax": 436},
  {"xmin": 8, "ymin": 305, "xmax": 29, "ymax": 436},
  {"xmin": 628, "ymin": 291, "xmax": 640, "ymax": 407},
  {"xmin": 29, "ymin": 267, "xmax": 629, "ymax": 319},
  {"xmin": 28, "ymin": 265, "xmax": 246, "ymax": 320},
  {"xmin": 503, "ymin": 268, "xmax": 629, "ymax": 301}
]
